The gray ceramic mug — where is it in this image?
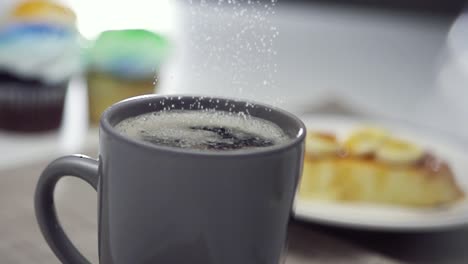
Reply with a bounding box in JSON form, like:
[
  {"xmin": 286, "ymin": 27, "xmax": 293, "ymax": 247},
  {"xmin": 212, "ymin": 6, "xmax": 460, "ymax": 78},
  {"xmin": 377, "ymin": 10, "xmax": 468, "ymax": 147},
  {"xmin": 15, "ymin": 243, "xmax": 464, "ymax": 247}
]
[{"xmin": 35, "ymin": 95, "xmax": 306, "ymax": 264}]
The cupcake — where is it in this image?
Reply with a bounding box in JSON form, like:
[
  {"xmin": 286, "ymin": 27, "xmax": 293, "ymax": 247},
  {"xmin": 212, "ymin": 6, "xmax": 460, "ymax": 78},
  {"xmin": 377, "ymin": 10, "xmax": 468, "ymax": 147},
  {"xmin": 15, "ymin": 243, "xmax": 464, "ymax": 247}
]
[
  {"xmin": 0, "ymin": 0, "xmax": 81, "ymax": 132},
  {"xmin": 86, "ymin": 29, "xmax": 170, "ymax": 124}
]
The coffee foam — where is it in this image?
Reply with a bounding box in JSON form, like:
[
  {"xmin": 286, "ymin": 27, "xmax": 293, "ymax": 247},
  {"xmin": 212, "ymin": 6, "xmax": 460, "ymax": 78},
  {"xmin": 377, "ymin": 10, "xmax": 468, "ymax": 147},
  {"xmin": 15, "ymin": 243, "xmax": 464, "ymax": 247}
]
[{"xmin": 115, "ymin": 110, "xmax": 288, "ymax": 151}]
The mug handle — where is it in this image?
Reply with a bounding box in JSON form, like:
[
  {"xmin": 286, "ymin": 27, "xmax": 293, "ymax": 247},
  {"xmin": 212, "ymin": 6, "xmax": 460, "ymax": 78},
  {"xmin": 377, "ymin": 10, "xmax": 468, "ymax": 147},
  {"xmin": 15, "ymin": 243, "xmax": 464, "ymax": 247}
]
[{"xmin": 34, "ymin": 155, "xmax": 99, "ymax": 264}]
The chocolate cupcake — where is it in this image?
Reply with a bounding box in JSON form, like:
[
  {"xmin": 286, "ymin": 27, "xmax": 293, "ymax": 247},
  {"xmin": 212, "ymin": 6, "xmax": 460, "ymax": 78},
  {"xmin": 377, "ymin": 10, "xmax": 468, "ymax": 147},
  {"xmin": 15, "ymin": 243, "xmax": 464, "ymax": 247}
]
[
  {"xmin": 86, "ymin": 29, "xmax": 170, "ymax": 124},
  {"xmin": 0, "ymin": 0, "xmax": 81, "ymax": 132}
]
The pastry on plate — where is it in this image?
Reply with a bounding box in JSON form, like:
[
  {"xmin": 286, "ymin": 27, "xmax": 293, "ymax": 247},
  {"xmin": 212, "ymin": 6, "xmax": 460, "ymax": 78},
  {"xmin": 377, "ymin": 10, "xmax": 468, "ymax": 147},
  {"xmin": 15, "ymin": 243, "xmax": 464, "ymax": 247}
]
[{"xmin": 299, "ymin": 127, "xmax": 465, "ymax": 207}]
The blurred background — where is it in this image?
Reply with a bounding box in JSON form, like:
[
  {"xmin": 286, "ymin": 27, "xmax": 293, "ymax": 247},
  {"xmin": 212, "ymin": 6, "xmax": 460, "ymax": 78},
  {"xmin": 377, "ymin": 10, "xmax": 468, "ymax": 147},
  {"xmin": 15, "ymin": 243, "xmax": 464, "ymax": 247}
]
[
  {"xmin": 1, "ymin": 0, "xmax": 468, "ymax": 263},
  {"xmin": 1, "ymin": 0, "xmax": 468, "ymax": 169}
]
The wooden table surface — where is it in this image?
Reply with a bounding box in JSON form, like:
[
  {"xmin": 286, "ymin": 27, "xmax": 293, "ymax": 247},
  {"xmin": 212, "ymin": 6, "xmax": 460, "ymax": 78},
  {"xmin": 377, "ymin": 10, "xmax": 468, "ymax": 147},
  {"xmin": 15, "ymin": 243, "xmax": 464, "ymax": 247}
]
[{"xmin": 1, "ymin": 147, "xmax": 467, "ymax": 264}]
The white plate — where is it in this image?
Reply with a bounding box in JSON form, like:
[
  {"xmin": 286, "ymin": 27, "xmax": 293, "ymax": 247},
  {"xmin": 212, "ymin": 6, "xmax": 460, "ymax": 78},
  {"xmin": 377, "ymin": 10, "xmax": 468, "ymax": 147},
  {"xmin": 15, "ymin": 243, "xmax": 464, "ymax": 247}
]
[{"xmin": 293, "ymin": 115, "xmax": 468, "ymax": 231}]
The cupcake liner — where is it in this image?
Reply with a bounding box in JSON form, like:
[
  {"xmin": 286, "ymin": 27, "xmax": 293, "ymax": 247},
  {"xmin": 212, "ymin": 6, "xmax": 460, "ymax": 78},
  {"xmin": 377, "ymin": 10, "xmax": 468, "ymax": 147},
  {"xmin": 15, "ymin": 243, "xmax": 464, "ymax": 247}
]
[
  {"xmin": 87, "ymin": 70, "xmax": 155, "ymax": 124},
  {"xmin": 0, "ymin": 77, "xmax": 67, "ymax": 132},
  {"xmin": 0, "ymin": 82, "xmax": 65, "ymax": 105}
]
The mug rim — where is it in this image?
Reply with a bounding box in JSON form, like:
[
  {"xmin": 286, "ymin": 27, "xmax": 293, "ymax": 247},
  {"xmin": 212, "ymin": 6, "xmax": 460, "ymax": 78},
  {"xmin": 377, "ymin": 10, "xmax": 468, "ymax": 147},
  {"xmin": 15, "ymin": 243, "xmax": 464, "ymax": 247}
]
[{"xmin": 101, "ymin": 94, "xmax": 306, "ymax": 157}]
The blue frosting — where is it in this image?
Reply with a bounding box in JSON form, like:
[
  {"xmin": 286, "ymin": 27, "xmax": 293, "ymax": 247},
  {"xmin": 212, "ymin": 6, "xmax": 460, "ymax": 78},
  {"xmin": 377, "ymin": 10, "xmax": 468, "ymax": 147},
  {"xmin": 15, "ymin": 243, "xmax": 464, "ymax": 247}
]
[
  {"xmin": 0, "ymin": 22, "xmax": 82, "ymax": 83},
  {"xmin": 0, "ymin": 23, "xmax": 71, "ymax": 45}
]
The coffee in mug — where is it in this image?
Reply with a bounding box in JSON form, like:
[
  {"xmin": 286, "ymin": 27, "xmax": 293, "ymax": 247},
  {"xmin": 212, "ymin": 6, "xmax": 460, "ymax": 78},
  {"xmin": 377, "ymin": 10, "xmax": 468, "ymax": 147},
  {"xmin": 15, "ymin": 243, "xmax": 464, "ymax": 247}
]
[
  {"xmin": 35, "ymin": 95, "xmax": 306, "ymax": 264},
  {"xmin": 115, "ymin": 110, "xmax": 290, "ymax": 151}
]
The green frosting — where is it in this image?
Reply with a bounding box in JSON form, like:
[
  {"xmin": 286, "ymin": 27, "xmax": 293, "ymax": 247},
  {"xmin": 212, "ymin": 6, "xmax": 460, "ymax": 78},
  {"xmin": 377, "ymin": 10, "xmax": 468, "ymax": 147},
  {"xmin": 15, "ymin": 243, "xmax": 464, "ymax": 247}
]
[{"xmin": 87, "ymin": 29, "xmax": 170, "ymax": 78}]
